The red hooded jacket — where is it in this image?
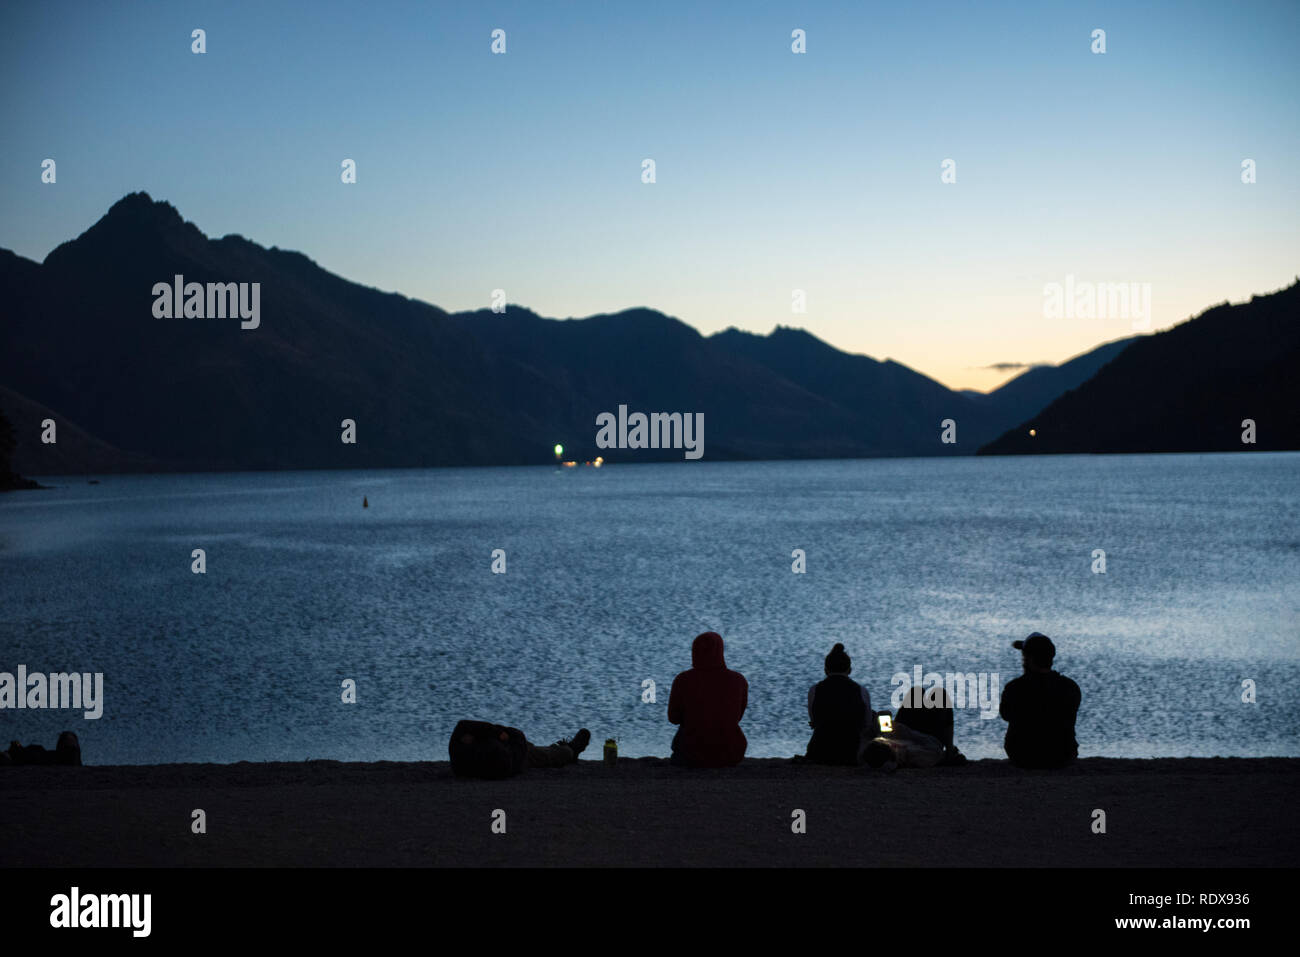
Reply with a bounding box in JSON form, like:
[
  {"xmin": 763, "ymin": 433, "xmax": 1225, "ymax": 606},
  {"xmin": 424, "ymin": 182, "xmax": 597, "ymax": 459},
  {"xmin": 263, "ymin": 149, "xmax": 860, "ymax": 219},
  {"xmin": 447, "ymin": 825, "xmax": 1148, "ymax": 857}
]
[{"xmin": 667, "ymin": 632, "xmax": 748, "ymax": 767}]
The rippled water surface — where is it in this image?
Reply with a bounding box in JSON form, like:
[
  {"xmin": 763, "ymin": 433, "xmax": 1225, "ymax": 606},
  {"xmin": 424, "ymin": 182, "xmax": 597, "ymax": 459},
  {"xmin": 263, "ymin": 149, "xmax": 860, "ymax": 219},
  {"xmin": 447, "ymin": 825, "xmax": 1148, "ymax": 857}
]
[{"xmin": 2, "ymin": 453, "xmax": 1297, "ymax": 763}]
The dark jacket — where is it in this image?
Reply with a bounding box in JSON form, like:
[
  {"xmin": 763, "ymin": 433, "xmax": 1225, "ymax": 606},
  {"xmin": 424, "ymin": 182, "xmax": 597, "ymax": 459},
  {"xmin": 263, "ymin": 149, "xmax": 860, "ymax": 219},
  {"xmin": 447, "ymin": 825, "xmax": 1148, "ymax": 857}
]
[
  {"xmin": 807, "ymin": 674, "xmax": 868, "ymax": 764},
  {"xmin": 448, "ymin": 719, "xmax": 528, "ymax": 779},
  {"xmin": 668, "ymin": 632, "xmax": 748, "ymax": 768},
  {"xmin": 895, "ymin": 687, "xmax": 955, "ymax": 749},
  {"xmin": 999, "ymin": 670, "xmax": 1081, "ymax": 768}
]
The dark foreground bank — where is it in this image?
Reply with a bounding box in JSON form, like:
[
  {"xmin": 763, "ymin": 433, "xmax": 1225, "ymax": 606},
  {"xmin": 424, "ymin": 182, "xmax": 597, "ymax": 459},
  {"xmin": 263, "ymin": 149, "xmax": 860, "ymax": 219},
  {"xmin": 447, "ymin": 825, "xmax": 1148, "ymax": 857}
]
[{"xmin": 2, "ymin": 757, "xmax": 1296, "ymax": 867}]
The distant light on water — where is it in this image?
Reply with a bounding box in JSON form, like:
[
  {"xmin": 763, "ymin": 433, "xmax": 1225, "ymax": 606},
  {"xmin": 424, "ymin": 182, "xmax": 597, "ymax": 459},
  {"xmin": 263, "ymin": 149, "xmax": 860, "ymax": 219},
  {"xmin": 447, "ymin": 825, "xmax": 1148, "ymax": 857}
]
[{"xmin": 553, "ymin": 444, "xmax": 563, "ymax": 458}]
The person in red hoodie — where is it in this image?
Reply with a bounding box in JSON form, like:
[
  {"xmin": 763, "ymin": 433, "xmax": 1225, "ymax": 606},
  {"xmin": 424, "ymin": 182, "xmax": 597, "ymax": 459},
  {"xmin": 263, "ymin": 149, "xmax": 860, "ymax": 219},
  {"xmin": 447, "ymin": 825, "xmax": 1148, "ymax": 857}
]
[{"xmin": 667, "ymin": 631, "xmax": 748, "ymax": 767}]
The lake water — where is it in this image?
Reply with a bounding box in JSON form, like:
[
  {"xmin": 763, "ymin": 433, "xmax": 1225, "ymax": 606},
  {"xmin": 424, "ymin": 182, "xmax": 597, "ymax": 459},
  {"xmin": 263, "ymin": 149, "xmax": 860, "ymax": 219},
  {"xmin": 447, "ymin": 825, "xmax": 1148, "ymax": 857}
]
[{"xmin": 1, "ymin": 454, "xmax": 1297, "ymax": 764}]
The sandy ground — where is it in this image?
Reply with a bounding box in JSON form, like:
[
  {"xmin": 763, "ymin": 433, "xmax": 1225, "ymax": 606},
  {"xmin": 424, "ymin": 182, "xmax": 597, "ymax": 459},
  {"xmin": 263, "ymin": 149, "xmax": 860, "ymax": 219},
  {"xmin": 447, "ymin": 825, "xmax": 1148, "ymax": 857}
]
[{"xmin": 1, "ymin": 757, "xmax": 1296, "ymax": 867}]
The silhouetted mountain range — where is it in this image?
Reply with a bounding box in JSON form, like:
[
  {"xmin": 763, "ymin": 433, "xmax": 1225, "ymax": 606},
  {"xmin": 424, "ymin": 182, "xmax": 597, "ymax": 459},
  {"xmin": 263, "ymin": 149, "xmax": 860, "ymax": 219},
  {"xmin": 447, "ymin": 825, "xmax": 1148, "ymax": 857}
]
[
  {"xmin": 980, "ymin": 281, "xmax": 1300, "ymax": 455},
  {"xmin": 2, "ymin": 193, "xmax": 1289, "ymax": 477},
  {"xmin": 962, "ymin": 338, "xmax": 1133, "ymax": 423}
]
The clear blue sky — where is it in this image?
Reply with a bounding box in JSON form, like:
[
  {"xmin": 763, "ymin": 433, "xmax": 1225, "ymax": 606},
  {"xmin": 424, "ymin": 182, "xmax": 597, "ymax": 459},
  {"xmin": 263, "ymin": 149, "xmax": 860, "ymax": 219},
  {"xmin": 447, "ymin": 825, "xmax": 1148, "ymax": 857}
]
[{"xmin": 3, "ymin": 0, "xmax": 1297, "ymax": 389}]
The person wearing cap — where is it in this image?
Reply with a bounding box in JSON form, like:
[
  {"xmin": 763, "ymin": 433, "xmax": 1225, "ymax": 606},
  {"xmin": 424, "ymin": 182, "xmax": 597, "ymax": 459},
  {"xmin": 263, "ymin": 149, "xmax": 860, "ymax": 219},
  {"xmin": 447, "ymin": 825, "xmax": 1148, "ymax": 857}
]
[
  {"xmin": 805, "ymin": 643, "xmax": 873, "ymax": 765},
  {"xmin": 667, "ymin": 631, "xmax": 749, "ymax": 768},
  {"xmin": 999, "ymin": 632, "xmax": 1081, "ymax": 768}
]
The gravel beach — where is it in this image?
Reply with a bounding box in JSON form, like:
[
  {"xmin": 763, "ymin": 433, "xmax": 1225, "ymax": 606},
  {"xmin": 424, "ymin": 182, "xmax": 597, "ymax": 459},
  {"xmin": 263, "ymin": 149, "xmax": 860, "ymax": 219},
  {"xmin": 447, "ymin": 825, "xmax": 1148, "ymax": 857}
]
[{"xmin": 2, "ymin": 757, "xmax": 1296, "ymax": 867}]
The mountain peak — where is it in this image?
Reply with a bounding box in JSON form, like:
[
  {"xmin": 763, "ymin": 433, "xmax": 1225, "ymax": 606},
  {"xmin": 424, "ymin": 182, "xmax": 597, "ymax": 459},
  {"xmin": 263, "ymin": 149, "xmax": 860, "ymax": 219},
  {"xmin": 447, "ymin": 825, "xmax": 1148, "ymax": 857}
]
[
  {"xmin": 44, "ymin": 192, "xmax": 204, "ymax": 269},
  {"xmin": 108, "ymin": 190, "xmax": 156, "ymax": 210},
  {"xmin": 103, "ymin": 192, "xmax": 186, "ymax": 228}
]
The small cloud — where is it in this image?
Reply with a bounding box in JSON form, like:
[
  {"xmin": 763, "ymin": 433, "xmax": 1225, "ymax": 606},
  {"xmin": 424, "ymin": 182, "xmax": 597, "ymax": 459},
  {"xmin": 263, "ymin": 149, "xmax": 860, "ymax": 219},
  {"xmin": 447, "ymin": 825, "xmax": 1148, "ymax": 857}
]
[{"xmin": 982, "ymin": 361, "xmax": 1049, "ymax": 372}]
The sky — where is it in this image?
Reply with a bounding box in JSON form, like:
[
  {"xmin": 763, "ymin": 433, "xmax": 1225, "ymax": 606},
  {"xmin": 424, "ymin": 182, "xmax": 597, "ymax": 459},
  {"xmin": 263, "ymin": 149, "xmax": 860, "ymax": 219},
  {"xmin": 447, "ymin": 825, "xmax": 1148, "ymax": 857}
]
[{"xmin": 2, "ymin": 0, "xmax": 1297, "ymax": 391}]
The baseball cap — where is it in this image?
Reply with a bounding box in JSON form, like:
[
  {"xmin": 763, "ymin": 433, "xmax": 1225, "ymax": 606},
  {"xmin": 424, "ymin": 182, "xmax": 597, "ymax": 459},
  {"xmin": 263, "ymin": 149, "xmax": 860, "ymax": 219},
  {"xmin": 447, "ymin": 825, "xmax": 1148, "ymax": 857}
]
[{"xmin": 1013, "ymin": 632, "xmax": 1056, "ymax": 662}]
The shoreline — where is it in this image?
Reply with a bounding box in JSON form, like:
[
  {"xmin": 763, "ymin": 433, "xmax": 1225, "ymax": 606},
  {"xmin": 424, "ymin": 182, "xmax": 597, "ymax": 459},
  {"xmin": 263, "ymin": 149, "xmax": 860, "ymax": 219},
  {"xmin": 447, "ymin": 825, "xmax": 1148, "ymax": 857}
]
[
  {"xmin": 11, "ymin": 448, "xmax": 1300, "ymax": 485},
  {"xmin": 3, "ymin": 757, "xmax": 1296, "ymax": 867}
]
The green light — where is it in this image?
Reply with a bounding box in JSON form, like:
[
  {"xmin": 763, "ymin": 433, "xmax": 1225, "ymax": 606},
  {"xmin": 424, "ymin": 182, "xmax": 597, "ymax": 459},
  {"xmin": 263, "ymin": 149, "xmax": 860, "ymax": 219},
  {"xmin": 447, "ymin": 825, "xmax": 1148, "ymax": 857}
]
[{"xmin": 554, "ymin": 444, "xmax": 563, "ymax": 457}]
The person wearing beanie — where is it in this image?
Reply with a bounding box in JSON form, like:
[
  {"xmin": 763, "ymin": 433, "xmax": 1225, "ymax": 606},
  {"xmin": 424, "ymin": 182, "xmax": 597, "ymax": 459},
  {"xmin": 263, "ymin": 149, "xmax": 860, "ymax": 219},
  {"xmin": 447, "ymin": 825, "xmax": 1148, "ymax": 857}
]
[{"xmin": 805, "ymin": 643, "xmax": 873, "ymax": 765}]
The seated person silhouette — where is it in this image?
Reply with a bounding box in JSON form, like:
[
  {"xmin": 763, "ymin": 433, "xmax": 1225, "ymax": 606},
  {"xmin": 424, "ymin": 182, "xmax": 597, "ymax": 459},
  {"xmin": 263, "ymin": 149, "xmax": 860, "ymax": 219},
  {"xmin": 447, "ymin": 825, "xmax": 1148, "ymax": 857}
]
[
  {"xmin": 668, "ymin": 631, "xmax": 748, "ymax": 768},
  {"xmin": 999, "ymin": 632, "xmax": 1081, "ymax": 769},
  {"xmin": 805, "ymin": 642, "xmax": 872, "ymax": 765}
]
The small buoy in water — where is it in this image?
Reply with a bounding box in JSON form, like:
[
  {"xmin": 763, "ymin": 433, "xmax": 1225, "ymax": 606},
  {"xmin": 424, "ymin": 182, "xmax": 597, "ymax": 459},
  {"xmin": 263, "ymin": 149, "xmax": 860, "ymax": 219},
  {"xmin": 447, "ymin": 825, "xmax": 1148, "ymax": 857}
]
[{"xmin": 363, "ymin": 496, "xmax": 368, "ymax": 508}]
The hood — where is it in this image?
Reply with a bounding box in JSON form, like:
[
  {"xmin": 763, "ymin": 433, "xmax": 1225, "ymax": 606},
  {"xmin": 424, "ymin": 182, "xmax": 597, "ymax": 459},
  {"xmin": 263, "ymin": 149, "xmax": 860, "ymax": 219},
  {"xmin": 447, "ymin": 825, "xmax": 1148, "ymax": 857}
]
[{"xmin": 691, "ymin": 631, "xmax": 726, "ymax": 669}]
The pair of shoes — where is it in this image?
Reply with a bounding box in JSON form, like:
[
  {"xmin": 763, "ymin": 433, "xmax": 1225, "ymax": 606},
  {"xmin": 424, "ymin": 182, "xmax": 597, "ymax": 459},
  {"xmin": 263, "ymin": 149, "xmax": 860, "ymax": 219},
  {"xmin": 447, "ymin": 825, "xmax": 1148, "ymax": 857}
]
[{"xmin": 556, "ymin": 728, "xmax": 592, "ymax": 758}]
